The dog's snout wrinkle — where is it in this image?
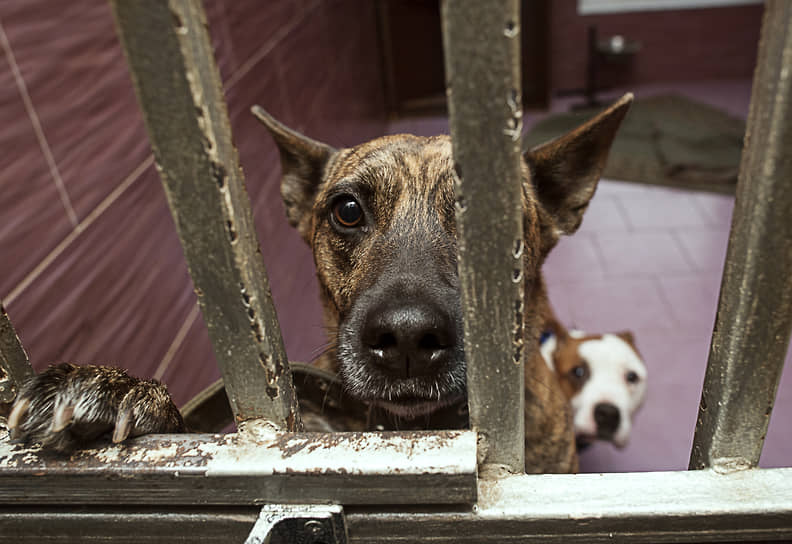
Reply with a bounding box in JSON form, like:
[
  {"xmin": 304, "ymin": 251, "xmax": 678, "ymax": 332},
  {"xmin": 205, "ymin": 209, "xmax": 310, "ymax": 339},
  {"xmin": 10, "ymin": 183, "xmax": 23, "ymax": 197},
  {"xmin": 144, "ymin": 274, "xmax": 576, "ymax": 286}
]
[{"xmin": 362, "ymin": 299, "xmax": 455, "ymax": 379}]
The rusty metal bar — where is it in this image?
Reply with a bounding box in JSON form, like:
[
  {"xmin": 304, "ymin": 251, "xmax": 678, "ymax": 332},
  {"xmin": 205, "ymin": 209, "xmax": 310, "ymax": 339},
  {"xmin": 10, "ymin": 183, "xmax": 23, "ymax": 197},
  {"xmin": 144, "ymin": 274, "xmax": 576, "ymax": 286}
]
[
  {"xmin": 110, "ymin": 1, "xmax": 300, "ymax": 429},
  {"xmin": 690, "ymin": 0, "xmax": 792, "ymax": 471},
  {"xmin": 0, "ymin": 302, "xmax": 33, "ymax": 407},
  {"xmin": 0, "ymin": 507, "xmax": 258, "ymax": 543},
  {"xmin": 441, "ymin": 0, "xmax": 525, "ymax": 473},
  {"xmin": 0, "ymin": 429, "xmax": 477, "ymax": 506}
]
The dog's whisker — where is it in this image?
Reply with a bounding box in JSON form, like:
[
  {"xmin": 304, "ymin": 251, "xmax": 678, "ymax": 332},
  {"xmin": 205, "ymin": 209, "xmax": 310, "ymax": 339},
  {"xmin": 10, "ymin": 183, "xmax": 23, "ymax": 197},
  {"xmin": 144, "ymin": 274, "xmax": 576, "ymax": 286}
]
[{"xmin": 307, "ymin": 341, "xmax": 336, "ymax": 364}]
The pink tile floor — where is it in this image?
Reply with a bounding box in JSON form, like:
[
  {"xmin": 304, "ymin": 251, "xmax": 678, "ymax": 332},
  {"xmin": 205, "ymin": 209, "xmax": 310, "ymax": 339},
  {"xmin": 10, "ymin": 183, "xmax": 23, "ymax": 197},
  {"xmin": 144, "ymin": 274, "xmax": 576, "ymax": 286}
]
[{"xmin": 388, "ymin": 79, "xmax": 791, "ymax": 472}]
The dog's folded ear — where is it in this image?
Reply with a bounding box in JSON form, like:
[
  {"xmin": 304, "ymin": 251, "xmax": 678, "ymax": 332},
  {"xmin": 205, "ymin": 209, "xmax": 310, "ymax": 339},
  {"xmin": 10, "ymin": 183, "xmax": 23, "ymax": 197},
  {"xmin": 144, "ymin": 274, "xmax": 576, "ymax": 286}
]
[
  {"xmin": 252, "ymin": 106, "xmax": 337, "ymax": 241},
  {"xmin": 616, "ymin": 330, "xmax": 635, "ymax": 344},
  {"xmin": 525, "ymin": 93, "xmax": 632, "ymax": 240},
  {"xmin": 616, "ymin": 330, "xmax": 638, "ymax": 350}
]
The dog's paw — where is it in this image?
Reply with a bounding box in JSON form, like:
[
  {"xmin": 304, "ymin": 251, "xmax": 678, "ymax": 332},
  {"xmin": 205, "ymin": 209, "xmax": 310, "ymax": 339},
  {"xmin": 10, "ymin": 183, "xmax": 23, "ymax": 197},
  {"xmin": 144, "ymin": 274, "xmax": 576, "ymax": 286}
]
[{"xmin": 7, "ymin": 363, "xmax": 184, "ymax": 454}]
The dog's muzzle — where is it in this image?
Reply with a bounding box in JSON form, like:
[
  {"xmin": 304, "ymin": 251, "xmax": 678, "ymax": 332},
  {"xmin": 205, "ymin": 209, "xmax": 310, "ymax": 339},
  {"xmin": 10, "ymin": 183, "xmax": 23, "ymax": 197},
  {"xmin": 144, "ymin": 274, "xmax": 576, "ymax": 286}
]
[
  {"xmin": 361, "ymin": 296, "xmax": 456, "ymax": 379},
  {"xmin": 593, "ymin": 402, "xmax": 621, "ymax": 439},
  {"xmin": 337, "ymin": 279, "xmax": 466, "ymax": 417}
]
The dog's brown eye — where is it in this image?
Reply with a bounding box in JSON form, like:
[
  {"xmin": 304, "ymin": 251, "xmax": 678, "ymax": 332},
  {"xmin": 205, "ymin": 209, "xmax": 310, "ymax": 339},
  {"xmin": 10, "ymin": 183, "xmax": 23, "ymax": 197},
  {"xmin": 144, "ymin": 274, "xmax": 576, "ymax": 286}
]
[
  {"xmin": 332, "ymin": 197, "xmax": 363, "ymax": 228},
  {"xmin": 626, "ymin": 371, "xmax": 640, "ymax": 384}
]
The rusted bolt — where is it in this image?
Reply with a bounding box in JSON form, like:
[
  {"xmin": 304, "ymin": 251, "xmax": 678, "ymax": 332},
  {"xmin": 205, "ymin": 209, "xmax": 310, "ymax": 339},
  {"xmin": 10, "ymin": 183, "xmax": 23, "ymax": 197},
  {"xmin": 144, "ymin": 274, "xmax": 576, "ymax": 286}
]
[
  {"xmin": 303, "ymin": 519, "xmax": 327, "ymax": 543},
  {"xmin": 304, "ymin": 520, "xmax": 323, "ymax": 534}
]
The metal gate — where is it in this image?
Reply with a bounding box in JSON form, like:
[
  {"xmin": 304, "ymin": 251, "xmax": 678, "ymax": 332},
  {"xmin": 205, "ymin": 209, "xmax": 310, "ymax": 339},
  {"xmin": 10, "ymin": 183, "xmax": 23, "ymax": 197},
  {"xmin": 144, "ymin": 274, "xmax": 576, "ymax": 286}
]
[{"xmin": 1, "ymin": 1, "xmax": 791, "ymax": 541}]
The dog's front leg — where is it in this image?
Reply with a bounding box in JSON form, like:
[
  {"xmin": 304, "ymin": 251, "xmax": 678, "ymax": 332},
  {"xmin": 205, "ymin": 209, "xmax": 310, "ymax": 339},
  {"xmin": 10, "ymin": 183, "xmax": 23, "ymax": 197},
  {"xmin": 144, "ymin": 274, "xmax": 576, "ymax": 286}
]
[{"xmin": 7, "ymin": 364, "xmax": 183, "ymax": 454}]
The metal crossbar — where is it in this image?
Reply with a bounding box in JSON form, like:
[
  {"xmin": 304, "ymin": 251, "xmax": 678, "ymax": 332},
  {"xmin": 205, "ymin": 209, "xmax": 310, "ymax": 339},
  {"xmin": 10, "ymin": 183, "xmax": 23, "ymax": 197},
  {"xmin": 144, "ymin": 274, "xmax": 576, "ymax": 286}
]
[{"xmin": 0, "ymin": 0, "xmax": 791, "ymax": 542}]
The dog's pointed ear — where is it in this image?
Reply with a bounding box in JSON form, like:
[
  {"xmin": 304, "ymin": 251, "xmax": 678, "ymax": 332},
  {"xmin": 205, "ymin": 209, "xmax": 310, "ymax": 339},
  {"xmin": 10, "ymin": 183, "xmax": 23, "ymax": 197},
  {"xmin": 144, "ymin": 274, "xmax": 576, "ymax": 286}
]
[
  {"xmin": 525, "ymin": 93, "xmax": 632, "ymax": 239},
  {"xmin": 252, "ymin": 106, "xmax": 337, "ymax": 241}
]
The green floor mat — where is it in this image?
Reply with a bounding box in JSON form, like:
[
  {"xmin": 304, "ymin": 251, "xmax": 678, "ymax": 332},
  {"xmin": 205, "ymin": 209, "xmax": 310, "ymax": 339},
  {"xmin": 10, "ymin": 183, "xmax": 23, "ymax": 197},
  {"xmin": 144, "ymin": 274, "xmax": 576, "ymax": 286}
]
[{"xmin": 524, "ymin": 94, "xmax": 746, "ymax": 194}]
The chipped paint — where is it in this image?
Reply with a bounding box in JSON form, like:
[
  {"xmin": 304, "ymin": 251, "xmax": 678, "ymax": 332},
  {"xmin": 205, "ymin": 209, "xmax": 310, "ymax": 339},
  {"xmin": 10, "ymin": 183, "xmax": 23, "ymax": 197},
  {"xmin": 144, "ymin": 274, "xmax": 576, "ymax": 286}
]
[
  {"xmin": 0, "ymin": 427, "xmax": 476, "ymax": 477},
  {"xmin": 206, "ymin": 429, "xmax": 476, "ymax": 477},
  {"xmin": 0, "ymin": 428, "xmax": 477, "ymax": 505}
]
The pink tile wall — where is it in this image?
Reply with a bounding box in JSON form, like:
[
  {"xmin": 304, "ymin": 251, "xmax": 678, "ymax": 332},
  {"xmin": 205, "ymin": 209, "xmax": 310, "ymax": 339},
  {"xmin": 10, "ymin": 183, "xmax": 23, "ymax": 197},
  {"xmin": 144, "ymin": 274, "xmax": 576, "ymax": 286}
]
[{"xmin": 1, "ymin": 0, "xmax": 386, "ymax": 406}]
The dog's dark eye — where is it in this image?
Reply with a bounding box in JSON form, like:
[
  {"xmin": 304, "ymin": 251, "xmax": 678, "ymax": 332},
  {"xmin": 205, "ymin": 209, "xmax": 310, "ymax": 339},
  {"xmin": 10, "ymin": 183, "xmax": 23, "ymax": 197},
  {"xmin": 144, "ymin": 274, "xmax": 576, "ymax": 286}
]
[
  {"xmin": 332, "ymin": 196, "xmax": 364, "ymax": 228},
  {"xmin": 626, "ymin": 370, "xmax": 640, "ymax": 384},
  {"xmin": 570, "ymin": 364, "xmax": 588, "ymax": 380}
]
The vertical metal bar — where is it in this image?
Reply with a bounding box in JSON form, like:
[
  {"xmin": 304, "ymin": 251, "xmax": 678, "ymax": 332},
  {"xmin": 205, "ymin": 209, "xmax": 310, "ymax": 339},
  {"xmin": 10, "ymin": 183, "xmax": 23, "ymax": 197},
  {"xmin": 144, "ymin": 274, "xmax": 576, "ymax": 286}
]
[
  {"xmin": 441, "ymin": 0, "xmax": 525, "ymax": 473},
  {"xmin": 690, "ymin": 0, "xmax": 792, "ymax": 471},
  {"xmin": 0, "ymin": 302, "xmax": 33, "ymax": 405},
  {"xmin": 110, "ymin": 1, "xmax": 300, "ymax": 430}
]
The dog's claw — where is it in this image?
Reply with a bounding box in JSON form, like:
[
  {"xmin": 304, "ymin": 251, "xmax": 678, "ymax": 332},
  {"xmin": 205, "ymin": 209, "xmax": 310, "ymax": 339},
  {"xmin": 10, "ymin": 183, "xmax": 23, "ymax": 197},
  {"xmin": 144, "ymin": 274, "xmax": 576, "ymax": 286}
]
[
  {"xmin": 112, "ymin": 407, "xmax": 133, "ymax": 444},
  {"xmin": 51, "ymin": 403, "xmax": 75, "ymax": 433},
  {"xmin": 8, "ymin": 396, "xmax": 29, "ymax": 439}
]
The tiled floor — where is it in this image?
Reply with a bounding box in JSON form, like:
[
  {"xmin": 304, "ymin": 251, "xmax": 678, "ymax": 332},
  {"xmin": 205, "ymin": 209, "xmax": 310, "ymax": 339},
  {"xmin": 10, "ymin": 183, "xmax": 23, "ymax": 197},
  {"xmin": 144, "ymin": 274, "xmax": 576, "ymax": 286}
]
[{"xmin": 388, "ymin": 79, "xmax": 791, "ymax": 472}]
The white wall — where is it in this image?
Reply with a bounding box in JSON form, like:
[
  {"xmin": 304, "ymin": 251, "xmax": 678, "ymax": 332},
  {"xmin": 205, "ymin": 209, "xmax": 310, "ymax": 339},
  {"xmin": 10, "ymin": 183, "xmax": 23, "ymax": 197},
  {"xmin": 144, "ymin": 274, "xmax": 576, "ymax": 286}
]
[{"xmin": 578, "ymin": 0, "xmax": 763, "ymax": 15}]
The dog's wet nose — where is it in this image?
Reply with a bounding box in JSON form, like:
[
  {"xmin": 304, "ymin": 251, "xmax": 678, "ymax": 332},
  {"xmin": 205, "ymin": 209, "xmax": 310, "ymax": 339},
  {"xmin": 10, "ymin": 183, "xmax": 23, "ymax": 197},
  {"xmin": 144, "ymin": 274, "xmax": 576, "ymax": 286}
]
[
  {"xmin": 594, "ymin": 402, "xmax": 621, "ymax": 438},
  {"xmin": 362, "ymin": 300, "xmax": 456, "ymax": 378}
]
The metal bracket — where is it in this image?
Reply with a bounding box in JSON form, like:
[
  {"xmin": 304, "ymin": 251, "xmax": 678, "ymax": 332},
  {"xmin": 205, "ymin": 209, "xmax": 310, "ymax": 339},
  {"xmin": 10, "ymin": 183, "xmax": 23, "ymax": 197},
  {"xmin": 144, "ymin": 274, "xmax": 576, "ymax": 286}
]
[{"xmin": 244, "ymin": 504, "xmax": 347, "ymax": 544}]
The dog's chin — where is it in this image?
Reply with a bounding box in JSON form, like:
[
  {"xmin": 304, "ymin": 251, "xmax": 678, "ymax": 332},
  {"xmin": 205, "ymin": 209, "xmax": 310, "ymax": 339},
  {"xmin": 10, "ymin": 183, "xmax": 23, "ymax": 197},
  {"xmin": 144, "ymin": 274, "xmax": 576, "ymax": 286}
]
[
  {"xmin": 337, "ymin": 349, "xmax": 468, "ymax": 418},
  {"xmin": 576, "ymin": 428, "xmax": 630, "ymax": 449},
  {"xmin": 374, "ymin": 394, "xmax": 464, "ymax": 420}
]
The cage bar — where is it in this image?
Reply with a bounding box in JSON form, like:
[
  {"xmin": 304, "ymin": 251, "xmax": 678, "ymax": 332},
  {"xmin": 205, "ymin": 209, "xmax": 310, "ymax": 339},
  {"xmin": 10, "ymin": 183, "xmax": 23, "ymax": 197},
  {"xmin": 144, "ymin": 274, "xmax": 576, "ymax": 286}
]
[
  {"xmin": 110, "ymin": 0, "xmax": 300, "ymax": 430},
  {"xmin": 0, "ymin": 302, "xmax": 32, "ymax": 406},
  {"xmin": 689, "ymin": 0, "xmax": 792, "ymax": 471},
  {"xmin": 441, "ymin": 0, "xmax": 526, "ymax": 473}
]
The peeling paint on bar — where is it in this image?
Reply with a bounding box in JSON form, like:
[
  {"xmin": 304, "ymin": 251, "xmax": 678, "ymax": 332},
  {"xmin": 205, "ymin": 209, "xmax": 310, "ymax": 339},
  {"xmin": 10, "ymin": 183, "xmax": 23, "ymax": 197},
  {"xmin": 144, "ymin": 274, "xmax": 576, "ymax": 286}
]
[{"xmin": 0, "ymin": 429, "xmax": 478, "ymax": 505}]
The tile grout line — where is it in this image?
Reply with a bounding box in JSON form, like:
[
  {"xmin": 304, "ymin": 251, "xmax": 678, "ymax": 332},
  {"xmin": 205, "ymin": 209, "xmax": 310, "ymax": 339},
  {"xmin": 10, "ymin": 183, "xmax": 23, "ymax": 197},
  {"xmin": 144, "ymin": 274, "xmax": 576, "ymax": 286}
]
[
  {"xmin": 5, "ymin": 155, "xmax": 154, "ymax": 306},
  {"xmin": 651, "ymin": 273, "xmax": 687, "ymax": 331},
  {"xmin": 223, "ymin": 1, "xmax": 319, "ymax": 92},
  {"xmin": 588, "ymin": 231, "xmax": 614, "ymax": 280},
  {"xmin": 669, "ymin": 227, "xmax": 704, "ymax": 273},
  {"xmin": 609, "ymin": 192, "xmax": 637, "ymax": 234},
  {"xmin": 687, "ymin": 193, "xmax": 715, "ymax": 225},
  {"xmin": 0, "ymin": 19, "xmax": 79, "ymax": 228},
  {"xmin": 153, "ymin": 301, "xmax": 201, "ymax": 381}
]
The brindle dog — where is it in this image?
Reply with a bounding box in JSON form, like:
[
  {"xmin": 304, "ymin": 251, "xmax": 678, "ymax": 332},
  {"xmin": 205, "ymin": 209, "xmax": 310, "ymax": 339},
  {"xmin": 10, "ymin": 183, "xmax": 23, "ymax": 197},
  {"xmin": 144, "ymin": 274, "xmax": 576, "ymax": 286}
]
[{"xmin": 8, "ymin": 94, "xmax": 631, "ymax": 473}]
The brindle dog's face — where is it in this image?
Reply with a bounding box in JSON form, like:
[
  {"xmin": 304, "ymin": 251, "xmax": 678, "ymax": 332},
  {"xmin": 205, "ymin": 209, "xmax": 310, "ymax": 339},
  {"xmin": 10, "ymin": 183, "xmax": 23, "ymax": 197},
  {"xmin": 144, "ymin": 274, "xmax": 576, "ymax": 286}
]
[
  {"xmin": 312, "ymin": 136, "xmax": 464, "ymax": 418},
  {"xmin": 253, "ymin": 95, "xmax": 631, "ymax": 419}
]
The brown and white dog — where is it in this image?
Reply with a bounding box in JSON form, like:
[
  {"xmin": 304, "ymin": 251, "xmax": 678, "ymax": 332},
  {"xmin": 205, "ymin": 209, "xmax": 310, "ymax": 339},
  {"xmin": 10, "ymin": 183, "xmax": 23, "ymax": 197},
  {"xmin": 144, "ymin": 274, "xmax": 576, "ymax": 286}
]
[
  {"xmin": 541, "ymin": 319, "xmax": 647, "ymax": 449},
  {"xmin": 8, "ymin": 95, "xmax": 632, "ymax": 474}
]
